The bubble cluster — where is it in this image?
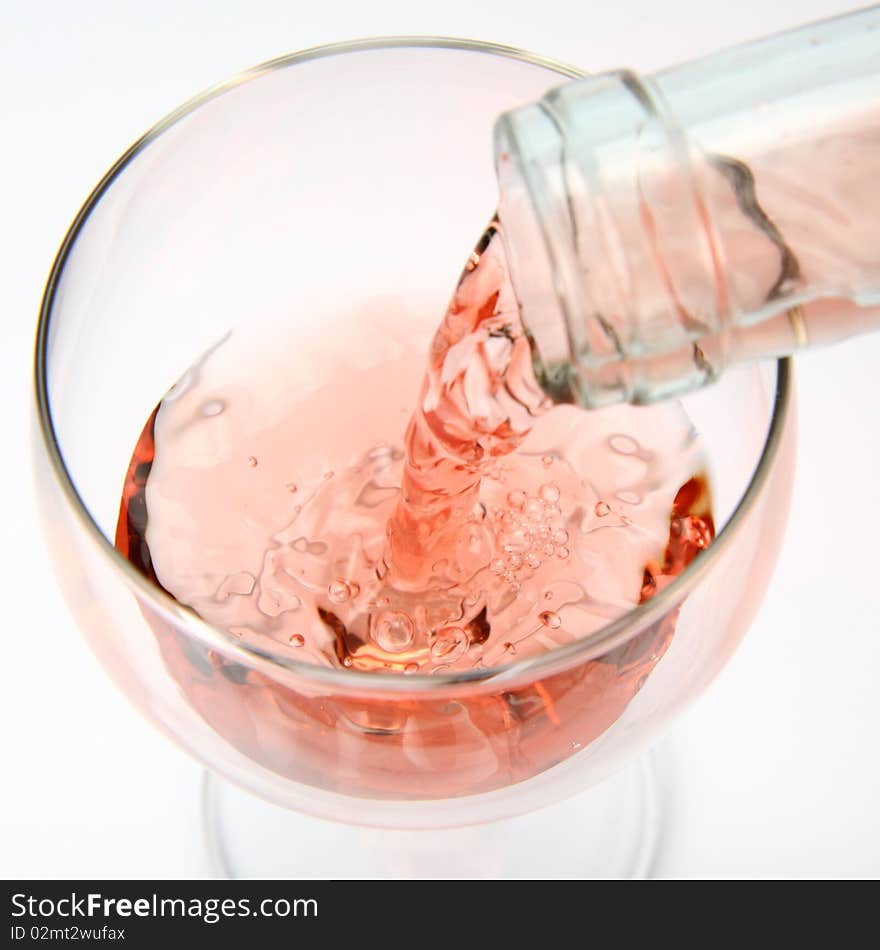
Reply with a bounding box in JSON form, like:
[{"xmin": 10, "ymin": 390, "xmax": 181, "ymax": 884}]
[{"xmin": 491, "ymin": 481, "xmax": 571, "ymax": 590}]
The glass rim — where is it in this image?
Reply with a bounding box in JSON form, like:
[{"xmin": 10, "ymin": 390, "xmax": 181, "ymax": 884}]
[{"xmin": 33, "ymin": 35, "xmax": 793, "ymax": 694}]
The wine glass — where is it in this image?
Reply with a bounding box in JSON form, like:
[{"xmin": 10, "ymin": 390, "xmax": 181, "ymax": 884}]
[{"xmin": 32, "ymin": 38, "xmax": 796, "ymax": 878}]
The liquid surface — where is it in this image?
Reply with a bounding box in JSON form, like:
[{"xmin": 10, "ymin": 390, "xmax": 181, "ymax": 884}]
[{"xmin": 117, "ymin": 222, "xmax": 713, "ymax": 676}]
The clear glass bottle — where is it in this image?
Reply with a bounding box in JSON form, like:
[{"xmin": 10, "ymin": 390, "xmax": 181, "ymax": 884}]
[{"xmin": 495, "ymin": 6, "xmax": 880, "ymax": 407}]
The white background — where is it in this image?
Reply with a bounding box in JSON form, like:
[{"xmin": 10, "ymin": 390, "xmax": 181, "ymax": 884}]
[{"xmin": 2, "ymin": 0, "xmax": 878, "ymax": 879}]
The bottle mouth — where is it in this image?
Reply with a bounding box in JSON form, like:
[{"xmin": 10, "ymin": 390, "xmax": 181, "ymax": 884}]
[
  {"xmin": 494, "ymin": 104, "xmax": 591, "ymax": 408},
  {"xmin": 495, "ymin": 69, "xmax": 733, "ymax": 409}
]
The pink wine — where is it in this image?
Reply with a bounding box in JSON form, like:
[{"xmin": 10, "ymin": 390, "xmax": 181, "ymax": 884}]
[{"xmin": 115, "ymin": 219, "xmax": 714, "ymax": 797}]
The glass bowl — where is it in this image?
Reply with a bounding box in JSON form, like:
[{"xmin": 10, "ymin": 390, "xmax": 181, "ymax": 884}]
[{"xmin": 32, "ymin": 38, "xmax": 796, "ymax": 878}]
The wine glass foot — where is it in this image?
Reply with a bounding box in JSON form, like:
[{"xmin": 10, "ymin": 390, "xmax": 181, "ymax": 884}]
[{"xmin": 201, "ymin": 755, "xmax": 664, "ymax": 879}]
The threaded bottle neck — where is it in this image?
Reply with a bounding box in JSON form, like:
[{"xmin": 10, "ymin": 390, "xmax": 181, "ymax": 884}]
[{"xmin": 495, "ymin": 6, "xmax": 880, "ymax": 407}]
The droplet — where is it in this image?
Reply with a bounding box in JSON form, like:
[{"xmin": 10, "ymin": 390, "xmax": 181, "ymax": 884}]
[
  {"xmin": 609, "ymin": 434, "xmax": 640, "ymax": 455},
  {"xmin": 374, "ymin": 611, "xmax": 415, "ymax": 653},
  {"xmin": 289, "ymin": 634, "xmax": 305, "ymax": 648},
  {"xmin": 616, "ymin": 490, "xmax": 642, "ymax": 505},
  {"xmin": 328, "ymin": 579, "xmax": 352, "ymax": 604},
  {"xmin": 595, "ymin": 501, "xmax": 610, "ymax": 517},
  {"xmin": 247, "ymin": 456, "xmax": 258, "ymax": 468},
  {"xmin": 507, "ymin": 489, "xmax": 526, "ymax": 509},
  {"xmin": 542, "ymin": 455, "xmax": 554, "ymax": 467},
  {"xmin": 342, "ymin": 656, "xmax": 353, "ymax": 668},
  {"xmin": 257, "ymin": 587, "xmax": 301, "ymax": 618},
  {"xmin": 215, "ymin": 571, "xmax": 256, "ymax": 602},
  {"xmin": 539, "ymin": 610, "xmax": 562, "ymax": 629},
  {"xmin": 540, "ymin": 483, "xmax": 560, "ymax": 504},
  {"xmin": 201, "ymin": 399, "xmax": 224, "ymax": 417},
  {"xmin": 431, "ymin": 626, "xmax": 468, "ymax": 663}
]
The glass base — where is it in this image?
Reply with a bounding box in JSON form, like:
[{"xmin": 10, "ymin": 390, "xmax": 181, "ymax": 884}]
[{"xmin": 201, "ymin": 755, "xmax": 663, "ymax": 879}]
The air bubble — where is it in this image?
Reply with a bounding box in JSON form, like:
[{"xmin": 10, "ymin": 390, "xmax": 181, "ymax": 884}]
[
  {"xmin": 201, "ymin": 400, "xmax": 225, "ymax": 417},
  {"xmin": 374, "ymin": 611, "xmax": 415, "ymax": 653},
  {"xmin": 503, "ymin": 642, "xmax": 516, "ymax": 654},
  {"xmin": 539, "ymin": 610, "xmax": 562, "ymax": 630},
  {"xmin": 595, "ymin": 501, "xmax": 610, "ymax": 517},
  {"xmin": 526, "ymin": 499, "xmax": 545, "ymax": 521},
  {"xmin": 286, "ymin": 482, "xmax": 298, "ymax": 493},
  {"xmin": 539, "ymin": 483, "xmax": 560, "ymax": 504},
  {"xmin": 556, "ymin": 546, "xmax": 570, "ymax": 559},
  {"xmin": 525, "ymin": 552, "xmax": 541, "ymax": 570},
  {"xmin": 552, "ymin": 528, "xmax": 569, "ymax": 545},
  {"xmin": 542, "ymin": 455, "xmax": 554, "ymax": 467},
  {"xmin": 490, "ymin": 558, "xmax": 506, "ymax": 575},
  {"xmin": 247, "ymin": 456, "xmax": 258, "ymax": 468},
  {"xmin": 505, "ymin": 526, "xmax": 531, "ymax": 550},
  {"xmin": 431, "ymin": 626, "xmax": 468, "ymax": 662},
  {"xmin": 328, "ymin": 580, "xmax": 352, "ymax": 604},
  {"xmin": 507, "ymin": 489, "xmax": 526, "ymax": 509},
  {"xmin": 289, "ymin": 634, "xmax": 305, "ymax": 648},
  {"xmin": 404, "ymin": 663, "xmax": 419, "ymax": 675},
  {"xmin": 609, "ymin": 434, "xmax": 640, "ymax": 455},
  {"xmin": 506, "ymin": 553, "xmax": 523, "ymax": 571}
]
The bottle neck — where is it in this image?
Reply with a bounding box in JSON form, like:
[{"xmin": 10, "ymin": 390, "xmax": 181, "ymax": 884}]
[{"xmin": 495, "ymin": 6, "xmax": 880, "ymax": 408}]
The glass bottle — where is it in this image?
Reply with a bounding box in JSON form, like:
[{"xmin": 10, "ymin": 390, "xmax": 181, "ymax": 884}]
[{"xmin": 495, "ymin": 6, "xmax": 880, "ymax": 407}]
